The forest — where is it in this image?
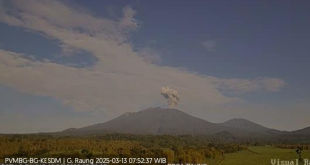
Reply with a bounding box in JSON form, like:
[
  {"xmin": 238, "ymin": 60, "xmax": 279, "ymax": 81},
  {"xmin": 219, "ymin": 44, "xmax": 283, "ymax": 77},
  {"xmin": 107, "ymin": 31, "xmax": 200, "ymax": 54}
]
[
  {"xmin": 1, "ymin": 134, "xmax": 310, "ymax": 164},
  {"xmin": 0, "ymin": 134, "xmax": 245, "ymax": 164}
]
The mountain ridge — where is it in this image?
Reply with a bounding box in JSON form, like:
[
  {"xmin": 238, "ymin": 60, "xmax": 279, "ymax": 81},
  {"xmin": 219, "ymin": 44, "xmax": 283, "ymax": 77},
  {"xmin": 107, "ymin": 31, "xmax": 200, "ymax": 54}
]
[
  {"xmin": 61, "ymin": 107, "xmax": 309, "ymax": 137},
  {"xmin": 220, "ymin": 118, "xmax": 270, "ymax": 132},
  {"xmin": 72, "ymin": 107, "xmax": 231, "ymax": 135},
  {"xmin": 292, "ymin": 126, "xmax": 310, "ymax": 135}
]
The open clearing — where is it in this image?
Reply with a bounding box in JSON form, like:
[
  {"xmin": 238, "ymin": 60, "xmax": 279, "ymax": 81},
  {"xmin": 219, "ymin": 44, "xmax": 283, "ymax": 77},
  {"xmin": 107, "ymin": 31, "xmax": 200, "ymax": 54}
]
[{"xmin": 213, "ymin": 146, "xmax": 310, "ymax": 165}]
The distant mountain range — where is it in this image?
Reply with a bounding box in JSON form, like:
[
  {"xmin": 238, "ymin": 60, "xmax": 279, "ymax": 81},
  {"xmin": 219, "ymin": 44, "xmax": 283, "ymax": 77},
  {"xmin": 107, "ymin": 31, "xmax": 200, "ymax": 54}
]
[{"xmin": 62, "ymin": 107, "xmax": 310, "ymax": 138}]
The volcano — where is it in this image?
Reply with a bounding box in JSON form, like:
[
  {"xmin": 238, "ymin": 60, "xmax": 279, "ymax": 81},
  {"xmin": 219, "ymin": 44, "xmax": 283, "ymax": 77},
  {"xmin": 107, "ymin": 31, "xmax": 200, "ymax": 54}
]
[{"xmin": 63, "ymin": 107, "xmax": 232, "ymax": 135}]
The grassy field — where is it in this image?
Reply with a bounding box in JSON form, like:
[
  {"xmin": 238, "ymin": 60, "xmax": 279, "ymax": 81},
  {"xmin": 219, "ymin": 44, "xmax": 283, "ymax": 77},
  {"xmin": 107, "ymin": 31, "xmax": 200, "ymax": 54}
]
[{"xmin": 210, "ymin": 146, "xmax": 310, "ymax": 165}]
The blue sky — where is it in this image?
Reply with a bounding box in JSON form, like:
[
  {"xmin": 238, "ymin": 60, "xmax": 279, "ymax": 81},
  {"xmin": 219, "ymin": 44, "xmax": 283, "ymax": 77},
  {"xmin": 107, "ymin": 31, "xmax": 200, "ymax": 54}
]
[{"xmin": 0, "ymin": 0, "xmax": 309, "ymax": 133}]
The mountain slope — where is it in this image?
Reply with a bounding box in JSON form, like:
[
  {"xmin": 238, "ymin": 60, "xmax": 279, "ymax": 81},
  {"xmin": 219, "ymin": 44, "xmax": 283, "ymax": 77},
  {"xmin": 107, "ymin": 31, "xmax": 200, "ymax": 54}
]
[
  {"xmin": 220, "ymin": 118, "xmax": 270, "ymax": 132},
  {"xmin": 64, "ymin": 107, "xmax": 233, "ymax": 135},
  {"xmin": 292, "ymin": 126, "xmax": 310, "ymax": 135},
  {"xmin": 220, "ymin": 118, "xmax": 290, "ymax": 136}
]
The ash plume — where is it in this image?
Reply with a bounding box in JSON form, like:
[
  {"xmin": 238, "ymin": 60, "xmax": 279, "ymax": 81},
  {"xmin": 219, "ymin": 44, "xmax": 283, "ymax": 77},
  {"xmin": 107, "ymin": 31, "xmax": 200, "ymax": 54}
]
[{"xmin": 160, "ymin": 87, "xmax": 180, "ymax": 109}]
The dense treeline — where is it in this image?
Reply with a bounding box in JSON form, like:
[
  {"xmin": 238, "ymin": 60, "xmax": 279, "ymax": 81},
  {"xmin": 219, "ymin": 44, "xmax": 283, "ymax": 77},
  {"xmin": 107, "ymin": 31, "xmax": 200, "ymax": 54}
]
[{"xmin": 0, "ymin": 134, "xmax": 245, "ymax": 163}]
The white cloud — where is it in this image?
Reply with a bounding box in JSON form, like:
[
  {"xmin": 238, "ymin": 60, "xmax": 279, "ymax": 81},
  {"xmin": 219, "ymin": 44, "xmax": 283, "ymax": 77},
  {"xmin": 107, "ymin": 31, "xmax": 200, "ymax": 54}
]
[
  {"xmin": 136, "ymin": 47, "xmax": 162, "ymax": 64},
  {"xmin": 0, "ymin": 0, "xmax": 286, "ymax": 119},
  {"xmin": 119, "ymin": 5, "xmax": 139, "ymax": 31},
  {"xmin": 136, "ymin": 41, "xmax": 163, "ymax": 64},
  {"xmin": 202, "ymin": 40, "xmax": 216, "ymax": 51}
]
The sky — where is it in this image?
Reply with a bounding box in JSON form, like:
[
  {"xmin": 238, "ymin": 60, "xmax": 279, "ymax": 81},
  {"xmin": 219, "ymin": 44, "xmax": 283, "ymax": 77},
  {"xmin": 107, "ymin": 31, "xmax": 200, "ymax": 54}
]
[{"xmin": 0, "ymin": 0, "xmax": 309, "ymax": 133}]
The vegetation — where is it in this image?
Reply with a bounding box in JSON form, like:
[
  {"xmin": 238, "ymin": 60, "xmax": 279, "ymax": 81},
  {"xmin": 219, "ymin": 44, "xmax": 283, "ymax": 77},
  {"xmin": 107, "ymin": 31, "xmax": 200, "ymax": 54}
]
[
  {"xmin": 0, "ymin": 134, "xmax": 309, "ymax": 164},
  {"xmin": 218, "ymin": 146, "xmax": 310, "ymax": 165},
  {"xmin": 0, "ymin": 134, "xmax": 244, "ymax": 164}
]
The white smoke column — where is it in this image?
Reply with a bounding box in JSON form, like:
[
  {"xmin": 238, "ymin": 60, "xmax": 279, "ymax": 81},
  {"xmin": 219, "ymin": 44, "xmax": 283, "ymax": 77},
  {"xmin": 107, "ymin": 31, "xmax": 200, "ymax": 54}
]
[{"xmin": 160, "ymin": 87, "xmax": 180, "ymax": 109}]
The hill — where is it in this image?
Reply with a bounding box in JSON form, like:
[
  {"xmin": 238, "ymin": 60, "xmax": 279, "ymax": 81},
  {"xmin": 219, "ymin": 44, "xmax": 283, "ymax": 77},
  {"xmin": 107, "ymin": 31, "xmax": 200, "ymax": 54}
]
[
  {"xmin": 291, "ymin": 126, "xmax": 310, "ymax": 135},
  {"xmin": 221, "ymin": 118, "xmax": 271, "ymax": 132},
  {"xmin": 220, "ymin": 118, "xmax": 290, "ymax": 136}
]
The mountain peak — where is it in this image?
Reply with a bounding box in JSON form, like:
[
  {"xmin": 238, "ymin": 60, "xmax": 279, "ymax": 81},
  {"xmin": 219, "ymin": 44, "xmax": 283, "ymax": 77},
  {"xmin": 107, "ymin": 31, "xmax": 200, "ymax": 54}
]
[
  {"xmin": 62, "ymin": 108, "xmax": 297, "ymax": 136},
  {"xmin": 73, "ymin": 107, "xmax": 228, "ymax": 135},
  {"xmin": 142, "ymin": 107, "xmax": 178, "ymax": 111},
  {"xmin": 225, "ymin": 118, "xmax": 254, "ymax": 123}
]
